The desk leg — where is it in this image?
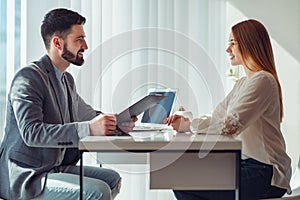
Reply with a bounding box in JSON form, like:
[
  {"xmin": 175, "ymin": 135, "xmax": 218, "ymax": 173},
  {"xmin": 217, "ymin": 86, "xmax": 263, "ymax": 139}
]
[
  {"xmin": 235, "ymin": 150, "xmax": 241, "ymax": 200},
  {"xmin": 80, "ymin": 151, "xmax": 83, "ymax": 200}
]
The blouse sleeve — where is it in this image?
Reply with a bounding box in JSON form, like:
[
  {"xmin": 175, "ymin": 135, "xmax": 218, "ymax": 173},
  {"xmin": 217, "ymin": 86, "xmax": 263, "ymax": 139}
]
[
  {"xmin": 221, "ymin": 72, "xmax": 276, "ymax": 136},
  {"xmin": 191, "ymin": 81, "xmax": 239, "ymax": 134}
]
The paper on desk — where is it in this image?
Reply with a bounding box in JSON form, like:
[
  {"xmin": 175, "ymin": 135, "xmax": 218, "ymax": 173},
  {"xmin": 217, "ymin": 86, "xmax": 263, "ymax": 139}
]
[{"xmin": 129, "ymin": 130, "xmax": 175, "ymax": 142}]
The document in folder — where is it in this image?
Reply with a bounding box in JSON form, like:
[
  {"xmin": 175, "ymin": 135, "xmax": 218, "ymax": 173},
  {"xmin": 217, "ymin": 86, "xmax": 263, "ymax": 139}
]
[{"xmin": 116, "ymin": 94, "xmax": 166, "ymax": 124}]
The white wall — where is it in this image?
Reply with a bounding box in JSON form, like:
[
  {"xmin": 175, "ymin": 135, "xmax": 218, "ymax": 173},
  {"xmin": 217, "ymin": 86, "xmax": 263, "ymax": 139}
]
[
  {"xmin": 227, "ymin": 0, "xmax": 300, "ymax": 171},
  {"xmin": 23, "ymin": 0, "xmax": 76, "ymax": 64},
  {"xmin": 228, "ymin": 0, "xmax": 299, "ymax": 61}
]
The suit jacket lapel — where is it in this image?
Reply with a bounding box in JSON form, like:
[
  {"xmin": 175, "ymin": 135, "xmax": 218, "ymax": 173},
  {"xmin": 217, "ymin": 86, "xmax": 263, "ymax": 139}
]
[{"xmin": 35, "ymin": 55, "xmax": 65, "ymax": 123}]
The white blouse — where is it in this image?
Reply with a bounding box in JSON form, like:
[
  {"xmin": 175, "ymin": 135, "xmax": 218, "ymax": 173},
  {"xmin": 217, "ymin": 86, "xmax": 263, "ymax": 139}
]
[{"xmin": 191, "ymin": 71, "xmax": 292, "ymax": 193}]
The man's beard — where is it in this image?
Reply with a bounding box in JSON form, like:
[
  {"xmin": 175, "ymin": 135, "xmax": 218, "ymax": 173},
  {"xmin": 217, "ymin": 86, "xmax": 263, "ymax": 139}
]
[{"xmin": 62, "ymin": 44, "xmax": 85, "ymax": 66}]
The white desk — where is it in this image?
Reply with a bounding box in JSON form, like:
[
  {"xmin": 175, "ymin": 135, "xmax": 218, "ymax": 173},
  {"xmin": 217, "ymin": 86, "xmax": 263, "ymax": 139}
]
[{"xmin": 79, "ymin": 131, "xmax": 241, "ymax": 200}]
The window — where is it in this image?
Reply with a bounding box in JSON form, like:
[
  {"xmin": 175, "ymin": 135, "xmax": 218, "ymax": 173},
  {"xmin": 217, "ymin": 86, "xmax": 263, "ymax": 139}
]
[
  {"xmin": 0, "ymin": 0, "xmax": 7, "ymax": 139},
  {"xmin": 0, "ymin": 0, "xmax": 21, "ymax": 139}
]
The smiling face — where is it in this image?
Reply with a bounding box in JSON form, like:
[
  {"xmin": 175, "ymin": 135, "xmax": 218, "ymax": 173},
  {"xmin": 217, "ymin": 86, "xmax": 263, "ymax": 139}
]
[
  {"xmin": 226, "ymin": 32, "xmax": 243, "ymax": 66},
  {"xmin": 61, "ymin": 25, "xmax": 88, "ymax": 66}
]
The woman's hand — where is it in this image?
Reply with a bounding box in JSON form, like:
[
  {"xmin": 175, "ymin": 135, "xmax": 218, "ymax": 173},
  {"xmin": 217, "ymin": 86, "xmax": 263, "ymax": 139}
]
[{"xmin": 164, "ymin": 114, "xmax": 191, "ymax": 132}]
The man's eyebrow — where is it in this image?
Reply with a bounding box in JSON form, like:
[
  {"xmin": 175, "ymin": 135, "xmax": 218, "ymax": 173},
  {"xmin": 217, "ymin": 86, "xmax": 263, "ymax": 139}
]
[{"xmin": 76, "ymin": 35, "xmax": 86, "ymax": 39}]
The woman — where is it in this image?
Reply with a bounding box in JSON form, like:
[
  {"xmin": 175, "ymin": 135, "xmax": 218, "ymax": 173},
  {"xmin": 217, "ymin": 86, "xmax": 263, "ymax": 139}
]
[{"xmin": 165, "ymin": 19, "xmax": 292, "ymax": 200}]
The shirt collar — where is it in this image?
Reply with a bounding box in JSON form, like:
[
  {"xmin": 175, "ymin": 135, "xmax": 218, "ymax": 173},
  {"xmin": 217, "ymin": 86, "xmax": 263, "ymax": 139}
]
[{"xmin": 52, "ymin": 63, "xmax": 65, "ymax": 83}]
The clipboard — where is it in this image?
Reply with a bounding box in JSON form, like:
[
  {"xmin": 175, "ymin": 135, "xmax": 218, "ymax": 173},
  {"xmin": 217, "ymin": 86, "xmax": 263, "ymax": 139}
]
[{"xmin": 116, "ymin": 94, "xmax": 166, "ymax": 124}]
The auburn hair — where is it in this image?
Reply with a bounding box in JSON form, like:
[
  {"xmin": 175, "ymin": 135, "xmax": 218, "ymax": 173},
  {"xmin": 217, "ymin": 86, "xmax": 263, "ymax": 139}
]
[{"xmin": 232, "ymin": 19, "xmax": 283, "ymax": 122}]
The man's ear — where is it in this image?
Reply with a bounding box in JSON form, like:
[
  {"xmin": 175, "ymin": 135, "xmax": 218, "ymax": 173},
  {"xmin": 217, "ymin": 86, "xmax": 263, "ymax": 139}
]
[{"xmin": 52, "ymin": 37, "xmax": 62, "ymax": 50}]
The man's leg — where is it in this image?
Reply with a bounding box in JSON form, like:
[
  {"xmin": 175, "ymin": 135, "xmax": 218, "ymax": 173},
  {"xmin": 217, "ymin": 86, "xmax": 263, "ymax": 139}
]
[
  {"xmin": 34, "ymin": 165, "xmax": 121, "ymax": 200},
  {"xmin": 60, "ymin": 165, "xmax": 121, "ymax": 198},
  {"xmin": 33, "ymin": 173, "xmax": 110, "ymax": 200}
]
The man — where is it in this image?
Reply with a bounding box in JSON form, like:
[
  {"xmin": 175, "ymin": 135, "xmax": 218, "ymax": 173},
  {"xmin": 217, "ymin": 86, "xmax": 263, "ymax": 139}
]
[{"xmin": 0, "ymin": 8, "xmax": 136, "ymax": 200}]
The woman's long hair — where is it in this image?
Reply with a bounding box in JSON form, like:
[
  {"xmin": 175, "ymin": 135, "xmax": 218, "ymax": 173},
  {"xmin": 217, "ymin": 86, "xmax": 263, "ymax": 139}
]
[{"xmin": 232, "ymin": 19, "xmax": 283, "ymax": 122}]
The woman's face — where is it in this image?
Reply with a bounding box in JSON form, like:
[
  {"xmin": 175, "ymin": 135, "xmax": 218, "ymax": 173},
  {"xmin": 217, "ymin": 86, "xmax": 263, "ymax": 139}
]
[{"xmin": 226, "ymin": 32, "xmax": 243, "ymax": 66}]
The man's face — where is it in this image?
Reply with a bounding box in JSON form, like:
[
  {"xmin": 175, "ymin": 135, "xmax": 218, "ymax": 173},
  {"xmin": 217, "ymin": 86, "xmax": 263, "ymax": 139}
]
[{"xmin": 61, "ymin": 25, "xmax": 88, "ymax": 66}]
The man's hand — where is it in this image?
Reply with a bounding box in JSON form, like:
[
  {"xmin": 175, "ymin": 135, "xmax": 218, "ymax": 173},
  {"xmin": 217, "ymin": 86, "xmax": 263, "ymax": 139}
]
[
  {"xmin": 89, "ymin": 114, "xmax": 117, "ymax": 136},
  {"xmin": 117, "ymin": 116, "xmax": 138, "ymax": 134}
]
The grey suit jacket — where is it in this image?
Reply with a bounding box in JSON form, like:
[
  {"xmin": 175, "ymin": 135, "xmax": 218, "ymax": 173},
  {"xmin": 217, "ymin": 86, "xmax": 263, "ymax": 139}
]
[{"xmin": 0, "ymin": 55, "xmax": 97, "ymax": 199}]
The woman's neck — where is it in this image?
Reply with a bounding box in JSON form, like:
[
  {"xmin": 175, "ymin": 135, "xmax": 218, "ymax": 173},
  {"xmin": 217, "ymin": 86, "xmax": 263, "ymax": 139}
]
[{"xmin": 243, "ymin": 65, "xmax": 257, "ymax": 78}]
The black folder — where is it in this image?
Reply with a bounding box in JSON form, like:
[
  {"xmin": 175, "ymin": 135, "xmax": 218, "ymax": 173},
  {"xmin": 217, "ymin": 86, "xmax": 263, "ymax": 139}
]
[{"xmin": 116, "ymin": 94, "xmax": 166, "ymax": 124}]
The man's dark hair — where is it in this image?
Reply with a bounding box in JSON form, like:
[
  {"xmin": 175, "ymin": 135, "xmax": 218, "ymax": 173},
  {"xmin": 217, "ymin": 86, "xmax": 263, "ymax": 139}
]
[{"xmin": 41, "ymin": 8, "xmax": 86, "ymax": 50}]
